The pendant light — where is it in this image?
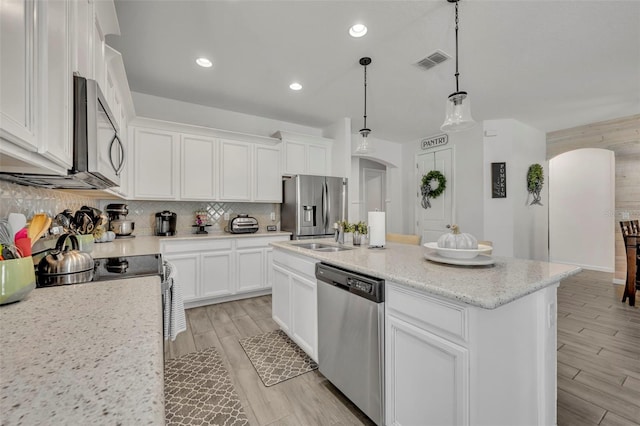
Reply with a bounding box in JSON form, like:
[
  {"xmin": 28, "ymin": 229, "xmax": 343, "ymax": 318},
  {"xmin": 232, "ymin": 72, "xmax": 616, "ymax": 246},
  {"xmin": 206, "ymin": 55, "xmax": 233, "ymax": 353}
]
[
  {"xmin": 440, "ymin": 0, "xmax": 476, "ymax": 132},
  {"xmin": 356, "ymin": 57, "xmax": 374, "ymax": 154}
]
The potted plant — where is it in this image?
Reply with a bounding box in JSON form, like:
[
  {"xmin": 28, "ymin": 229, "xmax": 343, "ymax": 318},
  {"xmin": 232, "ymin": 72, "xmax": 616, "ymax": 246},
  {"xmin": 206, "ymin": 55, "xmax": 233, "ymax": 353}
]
[
  {"xmin": 353, "ymin": 221, "xmax": 368, "ymax": 245},
  {"xmin": 527, "ymin": 164, "xmax": 544, "ymax": 206}
]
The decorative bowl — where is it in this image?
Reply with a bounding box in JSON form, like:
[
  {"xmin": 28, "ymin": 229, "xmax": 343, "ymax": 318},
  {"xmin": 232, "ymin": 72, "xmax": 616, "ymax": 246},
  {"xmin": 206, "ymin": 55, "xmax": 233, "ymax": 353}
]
[
  {"xmin": 423, "ymin": 242, "xmax": 493, "ymax": 259},
  {"xmin": 0, "ymin": 257, "xmax": 36, "ymax": 305}
]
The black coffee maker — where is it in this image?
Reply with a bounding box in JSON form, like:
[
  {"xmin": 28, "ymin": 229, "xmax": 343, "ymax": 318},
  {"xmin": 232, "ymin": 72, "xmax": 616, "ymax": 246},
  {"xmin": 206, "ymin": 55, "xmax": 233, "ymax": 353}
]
[{"xmin": 155, "ymin": 211, "xmax": 177, "ymax": 236}]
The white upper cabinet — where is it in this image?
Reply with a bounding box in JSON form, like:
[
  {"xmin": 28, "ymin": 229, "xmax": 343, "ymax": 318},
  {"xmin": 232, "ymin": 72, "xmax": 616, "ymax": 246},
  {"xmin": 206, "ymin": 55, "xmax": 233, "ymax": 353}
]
[
  {"xmin": 40, "ymin": 0, "xmax": 73, "ymax": 169},
  {"xmin": 219, "ymin": 139, "xmax": 251, "ymax": 201},
  {"xmin": 181, "ymin": 134, "xmax": 217, "ymax": 200},
  {"xmin": 0, "ymin": 0, "xmax": 133, "ymax": 178},
  {"xmin": 273, "ymin": 130, "xmax": 333, "ymax": 176},
  {"xmin": 132, "ymin": 127, "xmax": 180, "ymax": 199},
  {"xmin": 130, "ymin": 118, "xmax": 281, "ymax": 202},
  {"xmin": 254, "ymin": 145, "xmax": 282, "ymax": 202},
  {"xmin": 72, "ymin": 0, "xmax": 93, "ymax": 79},
  {"xmin": 0, "ymin": 0, "xmax": 73, "ymax": 172},
  {"xmin": 0, "ymin": 0, "xmax": 37, "ymax": 151}
]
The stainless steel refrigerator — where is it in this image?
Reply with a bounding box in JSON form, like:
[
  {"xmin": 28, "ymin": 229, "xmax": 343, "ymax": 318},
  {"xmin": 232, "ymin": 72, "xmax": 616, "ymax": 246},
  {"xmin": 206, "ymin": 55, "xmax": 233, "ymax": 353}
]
[{"xmin": 281, "ymin": 175, "xmax": 348, "ymax": 240}]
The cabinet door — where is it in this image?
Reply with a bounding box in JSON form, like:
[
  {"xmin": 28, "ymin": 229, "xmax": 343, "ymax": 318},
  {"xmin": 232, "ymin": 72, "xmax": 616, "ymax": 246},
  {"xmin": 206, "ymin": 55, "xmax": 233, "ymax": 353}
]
[
  {"xmin": 201, "ymin": 250, "xmax": 234, "ymax": 299},
  {"xmin": 386, "ymin": 314, "xmax": 469, "ymax": 426},
  {"xmin": 0, "ymin": 0, "xmax": 37, "ymax": 149},
  {"xmin": 92, "ymin": 16, "xmax": 106, "ymax": 95},
  {"xmin": 271, "ymin": 263, "xmax": 291, "ymax": 333},
  {"xmin": 283, "ymin": 141, "xmax": 306, "ymax": 175},
  {"xmin": 40, "ymin": 0, "xmax": 73, "ymax": 169},
  {"xmin": 72, "ymin": 0, "xmax": 93, "ymax": 79},
  {"xmin": 181, "ymin": 134, "xmax": 217, "ymax": 200},
  {"xmin": 165, "ymin": 253, "xmax": 199, "ymax": 302},
  {"xmin": 237, "ymin": 249, "xmax": 264, "ymax": 293},
  {"xmin": 265, "ymin": 248, "xmax": 274, "ymax": 289},
  {"xmin": 219, "ymin": 139, "xmax": 251, "ymax": 201},
  {"xmin": 307, "ymin": 144, "xmax": 328, "ymax": 176},
  {"xmin": 133, "ymin": 127, "xmax": 180, "ymax": 199},
  {"xmin": 291, "ymin": 272, "xmax": 317, "ymax": 359},
  {"xmin": 254, "ymin": 145, "xmax": 281, "ymax": 202}
]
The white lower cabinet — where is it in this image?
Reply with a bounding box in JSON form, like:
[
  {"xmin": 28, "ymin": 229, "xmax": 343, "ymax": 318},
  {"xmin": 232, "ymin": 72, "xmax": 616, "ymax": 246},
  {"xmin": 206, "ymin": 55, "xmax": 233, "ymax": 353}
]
[
  {"xmin": 201, "ymin": 250, "xmax": 234, "ymax": 299},
  {"xmin": 271, "ymin": 248, "xmax": 318, "ymax": 361},
  {"xmin": 386, "ymin": 314, "xmax": 469, "ymax": 426},
  {"xmin": 290, "ymin": 271, "xmax": 317, "ymax": 359},
  {"xmin": 162, "ymin": 235, "xmax": 288, "ymax": 308},
  {"xmin": 166, "ymin": 253, "xmax": 199, "ymax": 301},
  {"xmin": 271, "ymin": 264, "xmax": 291, "ymax": 334},
  {"xmin": 385, "ymin": 281, "xmax": 558, "ymax": 426},
  {"xmin": 236, "ymin": 249, "xmax": 264, "ymax": 293}
]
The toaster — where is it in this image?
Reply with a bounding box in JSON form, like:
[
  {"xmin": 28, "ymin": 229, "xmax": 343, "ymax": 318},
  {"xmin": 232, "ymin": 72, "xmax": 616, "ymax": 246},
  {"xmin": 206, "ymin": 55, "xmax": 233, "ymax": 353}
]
[{"xmin": 228, "ymin": 214, "xmax": 259, "ymax": 234}]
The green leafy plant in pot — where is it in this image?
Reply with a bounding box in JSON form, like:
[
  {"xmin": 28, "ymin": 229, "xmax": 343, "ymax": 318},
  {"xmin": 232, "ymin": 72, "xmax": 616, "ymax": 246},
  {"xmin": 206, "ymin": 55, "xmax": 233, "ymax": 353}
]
[
  {"xmin": 353, "ymin": 221, "xmax": 368, "ymax": 245},
  {"xmin": 527, "ymin": 164, "xmax": 544, "ymax": 206}
]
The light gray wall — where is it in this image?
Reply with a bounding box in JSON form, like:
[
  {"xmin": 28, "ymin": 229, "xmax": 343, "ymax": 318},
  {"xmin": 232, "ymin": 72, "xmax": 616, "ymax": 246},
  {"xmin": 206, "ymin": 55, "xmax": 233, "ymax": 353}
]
[
  {"xmin": 349, "ymin": 135, "xmax": 404, "ymax": 233},
  {"xmin": 402, "ymin": 127, "xmax": 484, "ymax": 239},
  {"xmin": 483, "ymin": 119, "xmax": 548, "ymax": 260},
  {"xmin": 132, "ymin": 91, "xmax": 323, "ymax": 138}
]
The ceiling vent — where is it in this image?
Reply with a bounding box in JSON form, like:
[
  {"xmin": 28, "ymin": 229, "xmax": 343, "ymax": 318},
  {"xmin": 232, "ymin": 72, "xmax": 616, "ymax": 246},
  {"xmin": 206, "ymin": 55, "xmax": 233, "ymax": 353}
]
[{"xmin": 415, "ymin": 50, "xmax": 451, "ymax": 71}]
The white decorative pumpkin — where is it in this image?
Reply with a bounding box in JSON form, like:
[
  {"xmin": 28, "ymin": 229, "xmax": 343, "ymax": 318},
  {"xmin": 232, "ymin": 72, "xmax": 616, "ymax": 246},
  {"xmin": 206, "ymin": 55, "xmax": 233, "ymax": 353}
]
[{"xmin": 437, "ymin": 224, "xmax": 478, "ymax": 249}]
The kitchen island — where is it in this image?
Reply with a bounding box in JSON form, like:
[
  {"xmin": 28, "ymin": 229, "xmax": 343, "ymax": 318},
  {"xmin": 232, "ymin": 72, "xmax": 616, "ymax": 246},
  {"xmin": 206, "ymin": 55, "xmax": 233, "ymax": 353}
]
[
  {"xmin": 0, "ymin": 276, "xmax": 164, "ymax": 425},
  {"xmin": 271, "ymin": 239, "xmax": 581, "ymax": 426}
]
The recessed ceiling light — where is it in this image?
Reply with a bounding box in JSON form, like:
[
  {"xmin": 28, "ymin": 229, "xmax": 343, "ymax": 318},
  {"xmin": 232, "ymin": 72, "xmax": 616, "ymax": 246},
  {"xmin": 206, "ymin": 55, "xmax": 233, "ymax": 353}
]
[
  {"xmin": 289, "ymin": 82, "xmax": 302, "ymax": 91},
  {"xmin": 196, "ymin": 57, "xmax": 213, "ymax": 68},
  {"xmin": 349, "ymin": 24, "xmax": 367, "ymax": 38}
]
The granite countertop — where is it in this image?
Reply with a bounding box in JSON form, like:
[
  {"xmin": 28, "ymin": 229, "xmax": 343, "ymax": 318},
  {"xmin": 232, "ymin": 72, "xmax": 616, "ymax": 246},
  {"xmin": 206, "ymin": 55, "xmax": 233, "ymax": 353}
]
[
  {"xmin": 91, "ymin": 231, "xmax": 291, "ymax": 258},
  {"xmin": 0, "ymin": 276, "xmax": 164, "ymax": 425},
  {"xmin": 272, "ymin": 239, "xmax": 581, "ymax": 309}
]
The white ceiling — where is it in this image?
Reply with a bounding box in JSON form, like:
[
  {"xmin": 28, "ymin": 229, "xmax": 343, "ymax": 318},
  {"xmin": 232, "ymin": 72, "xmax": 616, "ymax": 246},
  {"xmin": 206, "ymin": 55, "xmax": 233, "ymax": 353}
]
[{"xmin": 108, "ymin": 0, "xmax": 640, "ymax": 143}]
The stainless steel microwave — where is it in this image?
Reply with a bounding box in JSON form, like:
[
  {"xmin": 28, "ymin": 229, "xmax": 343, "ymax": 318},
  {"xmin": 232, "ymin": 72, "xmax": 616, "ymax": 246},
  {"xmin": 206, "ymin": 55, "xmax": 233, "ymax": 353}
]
[{"xmin": 0, "ymin": 76, "xmax": 124, "ymax": 189}]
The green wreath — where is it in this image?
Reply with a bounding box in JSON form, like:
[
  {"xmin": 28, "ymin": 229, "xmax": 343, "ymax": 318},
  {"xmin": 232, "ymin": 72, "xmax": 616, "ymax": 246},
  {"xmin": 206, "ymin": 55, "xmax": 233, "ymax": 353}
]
[{"xmin": 420, "ymin": 170, "xmax": 447, "ymax": 209}]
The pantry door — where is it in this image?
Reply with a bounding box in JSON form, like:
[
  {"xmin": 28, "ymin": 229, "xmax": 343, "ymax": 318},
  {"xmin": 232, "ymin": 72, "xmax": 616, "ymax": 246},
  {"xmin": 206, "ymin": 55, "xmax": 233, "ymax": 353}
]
[{"xmin": 416, "ymin": 148, "xmax": 453, "ymax": 244}]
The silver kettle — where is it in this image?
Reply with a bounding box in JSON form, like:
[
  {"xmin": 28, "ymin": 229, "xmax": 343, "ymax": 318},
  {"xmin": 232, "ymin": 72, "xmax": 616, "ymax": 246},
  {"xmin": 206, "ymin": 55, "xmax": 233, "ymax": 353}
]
[{"xmin": 37, "ymin": 234, "xmax": 95, "ymax": 287}]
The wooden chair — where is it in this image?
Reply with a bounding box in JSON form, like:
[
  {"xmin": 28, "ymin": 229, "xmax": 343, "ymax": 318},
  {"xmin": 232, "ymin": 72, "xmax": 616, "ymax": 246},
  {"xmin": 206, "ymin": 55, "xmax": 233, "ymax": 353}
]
[
  {"xmin": 386, "ymin": 233, "xmax": 421, "ymax": 245},
  {"xmin": 619, "ymin": 221, "xmax": 639, "ymax": 306}
]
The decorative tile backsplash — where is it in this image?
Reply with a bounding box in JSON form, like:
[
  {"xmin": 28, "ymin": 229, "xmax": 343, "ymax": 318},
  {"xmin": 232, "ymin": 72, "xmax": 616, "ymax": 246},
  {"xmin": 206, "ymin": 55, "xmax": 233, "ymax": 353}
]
[
  {"xmin": 0, "ymin": 181, "xmax": 280, "ymax": 236},
  {"xmin": 0, "ymin": 181, "xmax": 99, "ymax": 219},
  {"xmin": 98, "ymin": 200, "xmax": 280, "ymax": 236}
]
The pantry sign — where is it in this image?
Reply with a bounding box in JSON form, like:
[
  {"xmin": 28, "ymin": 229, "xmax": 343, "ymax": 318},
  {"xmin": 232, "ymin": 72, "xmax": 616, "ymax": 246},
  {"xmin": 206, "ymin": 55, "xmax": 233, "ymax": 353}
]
[{"xmin": 420, "ymin": 134, "xmax": 448, "ymax": 150}]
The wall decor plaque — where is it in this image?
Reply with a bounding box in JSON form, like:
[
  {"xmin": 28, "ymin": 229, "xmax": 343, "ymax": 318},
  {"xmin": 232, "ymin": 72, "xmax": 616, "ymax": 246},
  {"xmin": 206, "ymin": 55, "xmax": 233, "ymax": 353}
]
[
  {"xmin": 420, "ymin": 134, "xmax": 448, "ymax": 150},
  {"xmin": 491, "ymin": 162, "xmax": 507, "ymax": 198}
]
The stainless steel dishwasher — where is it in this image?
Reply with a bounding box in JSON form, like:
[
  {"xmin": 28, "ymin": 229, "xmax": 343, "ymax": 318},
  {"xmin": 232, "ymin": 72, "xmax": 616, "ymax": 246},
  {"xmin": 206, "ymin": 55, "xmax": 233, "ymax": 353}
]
[{"xmin": 316, "ymin": 262, "xmax": 385, "ymax": 426}]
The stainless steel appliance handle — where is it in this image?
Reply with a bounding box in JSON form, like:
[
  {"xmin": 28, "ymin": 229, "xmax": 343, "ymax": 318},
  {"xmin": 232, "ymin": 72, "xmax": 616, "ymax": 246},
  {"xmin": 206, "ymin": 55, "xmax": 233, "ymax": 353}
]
[
  {"xmin": 323, "ymin": 181, "xmax": 329, "ymax": 229},
  {"xmin": 109, "ymin": 134, "xmax": 125, "ymax": 177}
]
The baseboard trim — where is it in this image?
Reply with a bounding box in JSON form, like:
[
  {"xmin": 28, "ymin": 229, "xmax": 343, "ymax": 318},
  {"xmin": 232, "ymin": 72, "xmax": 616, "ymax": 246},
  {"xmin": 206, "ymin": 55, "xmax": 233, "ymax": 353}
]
[
  {"xmin": 184, "ymin": 289, "xmax": 272, "ymax": 309},
  {"xmin": 612, "ymin": 278, "xmax": 626, "ymax": 285}
]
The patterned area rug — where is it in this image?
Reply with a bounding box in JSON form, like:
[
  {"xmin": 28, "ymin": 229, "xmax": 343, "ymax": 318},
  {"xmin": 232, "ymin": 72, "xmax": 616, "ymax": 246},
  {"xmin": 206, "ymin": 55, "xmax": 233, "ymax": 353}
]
[
  {"xmin": 165, "ymin": 347, "xmax": 249, "ymax": 426},
  {"xmin": 239, "ymin": 329, "xmax": 318, "ymax": 387}
]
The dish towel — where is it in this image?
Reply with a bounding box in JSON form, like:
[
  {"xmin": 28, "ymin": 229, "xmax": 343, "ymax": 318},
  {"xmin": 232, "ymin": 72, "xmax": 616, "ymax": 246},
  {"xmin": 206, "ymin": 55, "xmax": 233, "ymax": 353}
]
[{"xmin": 163, "ymin": 260, "xmax": 186, "ymax": 341}]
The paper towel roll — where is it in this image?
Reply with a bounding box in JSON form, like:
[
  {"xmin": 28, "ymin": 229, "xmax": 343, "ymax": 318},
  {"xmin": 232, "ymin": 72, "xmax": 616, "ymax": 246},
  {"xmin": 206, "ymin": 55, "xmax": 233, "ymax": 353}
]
[{"xmin": 368, "ymin": 211, "xmax": 386, "ymax": 247}]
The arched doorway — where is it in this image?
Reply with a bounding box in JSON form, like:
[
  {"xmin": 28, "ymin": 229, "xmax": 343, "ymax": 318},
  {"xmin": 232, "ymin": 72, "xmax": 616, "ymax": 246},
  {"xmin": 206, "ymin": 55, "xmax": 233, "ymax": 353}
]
[
  {"xmin": 360, "ymin": 159, "xmax": 387, "ymax": 222},
  {"xmin": 549, "ymin": 148, "xmax": 615, "ymax": 271}
]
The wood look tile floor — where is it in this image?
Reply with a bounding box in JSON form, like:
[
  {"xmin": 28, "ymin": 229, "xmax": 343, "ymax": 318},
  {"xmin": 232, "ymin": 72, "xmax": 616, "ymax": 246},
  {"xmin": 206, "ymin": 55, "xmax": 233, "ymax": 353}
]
[
  {"xmin": 166, "ymin": 270, "xmax": 640, "ymax": 426},
  {"xmin": 557, "ymin": 270, "xmax": 640, "ymax": 426},
  {"xmin": 165, "ymin": 295, "xmax": 375, "ymax": 425}
]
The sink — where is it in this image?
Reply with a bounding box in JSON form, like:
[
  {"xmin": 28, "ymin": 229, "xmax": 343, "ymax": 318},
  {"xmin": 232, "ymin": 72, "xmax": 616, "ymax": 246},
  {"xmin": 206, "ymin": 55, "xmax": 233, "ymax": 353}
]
[{"xmin": 294, "ymin": 243, "xmax": 353, "ymax": 252}]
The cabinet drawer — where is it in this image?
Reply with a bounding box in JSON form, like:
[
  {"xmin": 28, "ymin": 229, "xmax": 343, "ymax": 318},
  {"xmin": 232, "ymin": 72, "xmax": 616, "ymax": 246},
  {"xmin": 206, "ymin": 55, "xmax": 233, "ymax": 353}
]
[
  {"xmin": 273, "ymin": 249, "xmax": 317, "ymax": 279},
  {"xmin": 162, "ymin": 238, "xmax": 233, "ymax": 254},
  {"xmin": 236, "ymin": 235, "xmax": 289, "ymax": 249},
  {"xmin": 386, "ymin": 283, "xmax": 468, "ymax": 342}
]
